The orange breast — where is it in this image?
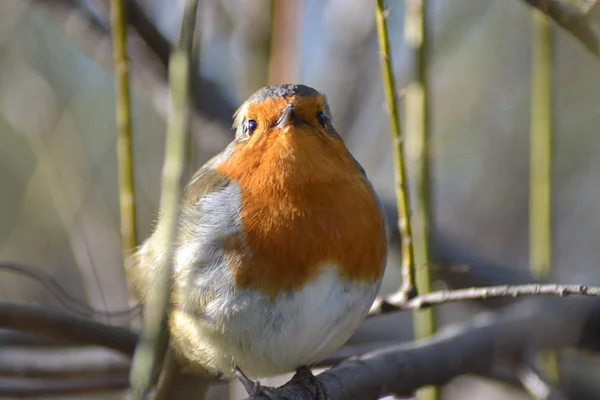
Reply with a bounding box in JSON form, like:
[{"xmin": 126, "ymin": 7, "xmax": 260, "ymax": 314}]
[{"xmin": 217, "ymin": 126, "xmax": 387, "ymax": 298}]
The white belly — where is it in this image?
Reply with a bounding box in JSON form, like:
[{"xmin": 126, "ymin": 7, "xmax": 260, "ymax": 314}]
[{"xmin": 171, "ymin": 266, "xmax": 380, "ymax": 378}]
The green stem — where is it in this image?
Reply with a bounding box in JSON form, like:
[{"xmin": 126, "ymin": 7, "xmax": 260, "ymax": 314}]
[
  {"xmin": 530, "ymin": 11, "xmax": 553, "ymax": 278},
  {"xmin": 530, "ymin": 9, "xmax": 559, "ymax": 385},
  {"xmin": 110, "ymin": 0, "xmax": 138, "ymax": 258},
  {"xmin": 404, "ymin": 1, "xmax": 439, "ymax": 399},
  {"xmin": 375, "ymin": 0, "xmax": 418, "ymax": 302},
  {"xmin": 128, "ymin": 0, "xmax": 199, "ymax": 398}
]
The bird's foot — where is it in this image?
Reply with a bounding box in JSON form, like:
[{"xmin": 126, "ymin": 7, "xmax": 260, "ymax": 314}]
[
  {"xmin": 234, "ymin": 367, "xmax": 278, "ymax": 399},
  {"xmin": 289, "ymin": 365, "xmax": 329, "ymax": 400}
]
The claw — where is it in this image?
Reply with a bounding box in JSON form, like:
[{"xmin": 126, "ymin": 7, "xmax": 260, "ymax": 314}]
[
  {"xmin": 291, "ymin": 365, "xmax": 329, "ymax": 400},
  {"xmin": 234, "ymin": 367, "xmax": 278, "ymax": 399}
]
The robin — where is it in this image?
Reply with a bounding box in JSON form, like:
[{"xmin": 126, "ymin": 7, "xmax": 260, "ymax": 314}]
[{"xmin": 128, "ymin": 84, "xmax": 388, "ymax": 397}]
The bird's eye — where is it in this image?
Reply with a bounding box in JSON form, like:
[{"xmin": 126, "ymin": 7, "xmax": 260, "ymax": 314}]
[
  {"xmin": 316, "ymin": 111, "xmax": 328, "ymax": 127},
  {"xmin": 246, "ymin": 119, "xmax": 258, "ymax": 136}
]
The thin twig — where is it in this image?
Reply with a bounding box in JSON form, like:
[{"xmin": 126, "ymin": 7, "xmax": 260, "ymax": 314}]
[
  {"xmin": 404, "ymin": 0, "xmax": 438, "ymax": 397},
  {"xmin": 375, "ymin": 0, "xmax": 418, "ymax": 302},
  {"xmin": 127, "ymin": 0, "xmax": 199, "ymax": 397},
  {"xmin": 370, "ymin": 283, "xmax": 600, "ymax": 313},
  {"xmin": 0, "ymin": 261, "xmax": 141, "ymax": 319},
  {"xmin": 110, "ymin": 0, "xmax": 138, "ymax": 258}
]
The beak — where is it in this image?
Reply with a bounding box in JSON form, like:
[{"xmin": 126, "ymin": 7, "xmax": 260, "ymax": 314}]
[{"xmin": 276, "ymin": 104, "xmax": 296, "ymax": 128}]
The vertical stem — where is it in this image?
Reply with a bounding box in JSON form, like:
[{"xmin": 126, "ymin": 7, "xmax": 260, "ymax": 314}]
[
  {"xmin": 187, "ymin": 13, "xmax": 202, "ymax": 179},
  {"xmin": 110, "ymin": 0, "xmax": 138, "ymax": 258},
  {"xmin": 128, "ymin": 0, "xmax": 199, "ymax": 398},
  {"xmin": 268, "ymin": 0, "xmax": 301, "ymax": 84},
  {"xmin": 375, "ymin": 0, "xmax": 418, "ymax": 302},
  {"xmin": 405, "ymin": 1, "xmax": 439, "ymax": 399},
  {"xmin": 530, "ymin": 9, "xmax": 558, "ymax": 384}
]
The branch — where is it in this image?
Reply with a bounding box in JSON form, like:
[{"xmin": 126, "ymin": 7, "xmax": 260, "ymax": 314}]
[
  {"xmin": 1, "ymin": 293, "xmax": 599, "ymax": 397},
  {"xmin": 370, "ymin": 283, "xmax": 600, "ymax": 315},
  {"xmin": 110, "ymin": 0, "xmax": 139, "ymax": 256},
  {"xmin": 0, "ymin": 303, "xmax": 137, "ymax": 355},
  {"xmin": 0, "ymin": 377, "xmax": 128, "ymax": 397},
  {"xmin": 244, "ymin": 297, "xmax": 599, "ymax": 400},
  {"xmin": 0, "ymin": 347, "xmax": 129, "ymax": 378},
  {"xmin": 30, "ymin": 0, "xmax": 235, "ymax": 153},
  {"xmin": 91, "ymin": 0, "xmax": 236, "ymax": 124},
  {"xmin": 520, "ymin": 0, "xmax": 600, "ymax": 58},
  {"xmin": 375, "ymin": 0, "xmax": 418, "ymax": 302},
  {"xmin": 128, "ymin": 0, "xmax": 198, "ymax": 397}
]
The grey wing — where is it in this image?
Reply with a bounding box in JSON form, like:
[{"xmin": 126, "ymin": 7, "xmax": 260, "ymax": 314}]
[
  {"xmin": 126, "ymin": 146, "xmax": 235, "ymax": 304},
  {"xmin": 351, "ymin": 154, "xmax": 391, "ymax": 243}
]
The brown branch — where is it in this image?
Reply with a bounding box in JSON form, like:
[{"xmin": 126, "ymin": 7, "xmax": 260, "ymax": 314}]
[
  {"xmin": 125, "ymin": 0, "xmax": 171, "ymax": 66},
  {"xmin": 0, "ymin": 295, "xmax": 598, "ymax": 397},
  {"xmin": 91, "ymin": 0, "xmax": 236, "ymax": 123},
  {"xmin": 0, "ymin": 303, "xmax": 137, "ymax": 355},
  {"xmin": 370, "ymin": 283, "xmax": 600, "ymax": 315},
  {"xmin": 0, "ymin": 329, "xmax": 69, "ymax": 347},
  {"xmin": 520, "ymin": 0, "xmax": 600, "ymax": 58},
  {"xmin": 243, "ymin": 297, "xmax": 598, "ymax": 400},
  {"xmin": 0, "ymin": 347, "xmax": 129, "ymax": 378},
  {"xmin": 0, "ymin": 377, "xmax": 128, "ymax": 397}
]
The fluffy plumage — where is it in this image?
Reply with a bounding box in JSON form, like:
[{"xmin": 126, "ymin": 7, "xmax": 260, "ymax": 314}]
[{"xmin": 128, "ymin": 84, "xmax": 388, "ymax": 379}]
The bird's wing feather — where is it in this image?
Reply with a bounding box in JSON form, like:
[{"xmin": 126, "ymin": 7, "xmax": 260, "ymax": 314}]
[{"xmin": 126, "ymin": 147, "xmax": 234, "ymax": 302}]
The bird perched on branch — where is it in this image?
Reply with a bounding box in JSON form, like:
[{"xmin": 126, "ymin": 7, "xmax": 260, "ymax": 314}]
[{"xmin": 127, "ymin": 84, "xmax": 388, "ymax": 398}]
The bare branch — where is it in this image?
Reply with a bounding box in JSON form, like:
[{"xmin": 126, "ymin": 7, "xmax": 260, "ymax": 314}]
[
  {"xmin": 375, "ymin": 0, "xmax": 418, "ymax": 302},
  {"xmin": 370, "ymin": 283, "xmax": 600, "ymax": 315},
  {"xmin": 0, "ymin": 347, "xmax": 129, "ymax": 378},
  {"xmin": 30, "ymin": 0, "xmax": 234, "ymax": 155},
  {"xmin": 0, "ymin": 376, "xmax": 128, "ymax": 397},
  {"xmin": 128, "ymin": 0, "xmax": 199, "ymax": 396},
  {"xmin": 0, "ymin": 296, "xmax": 599, "ymax": 397},
  {"xmin": 0, "ymin": 303, "xmax": 137, "ymax": 355},
  {"xmin": 520, "ymin": 0, "xmax": 600, "ymax": 58}
]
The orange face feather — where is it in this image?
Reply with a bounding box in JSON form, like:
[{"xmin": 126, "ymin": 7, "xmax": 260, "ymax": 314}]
[{"xmin": 217, "ymin": 95, "xmax": 387, "ymax": 297}]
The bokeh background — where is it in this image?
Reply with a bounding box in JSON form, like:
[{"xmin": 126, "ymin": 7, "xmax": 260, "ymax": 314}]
[{"xmin": 1, "ymin": 0, "xmax": 600, "ymax": 399}]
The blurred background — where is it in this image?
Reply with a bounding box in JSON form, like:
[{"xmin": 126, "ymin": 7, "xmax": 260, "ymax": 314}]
[{"xmin": 1, "ymin": 0, "xmax": 600, "ymax": 399}]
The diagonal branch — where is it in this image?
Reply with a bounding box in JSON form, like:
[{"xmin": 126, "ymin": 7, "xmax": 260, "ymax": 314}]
[
  {"xmin": 520, "ymin": 0, "xmax": 600, "ymax": 58},
  {"xmin": 30, "ymin": 0, "xmax": 235, "ymax": 153}
]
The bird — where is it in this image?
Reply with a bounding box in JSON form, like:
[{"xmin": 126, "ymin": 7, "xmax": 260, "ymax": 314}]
[{"xmin": 127, "ymin": 83, "xmax": 388, "ymax": 398}]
